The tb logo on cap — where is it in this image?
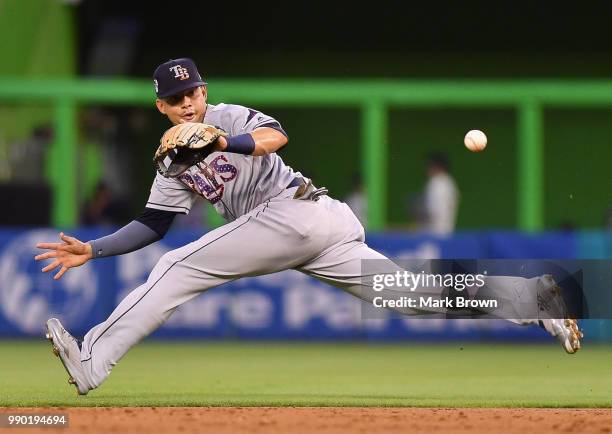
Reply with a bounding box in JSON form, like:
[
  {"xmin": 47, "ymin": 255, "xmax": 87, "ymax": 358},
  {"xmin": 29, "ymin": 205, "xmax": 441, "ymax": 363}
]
[{"xmin": 169, "ymin": 65, "xmax": 190, "ymax": 80}]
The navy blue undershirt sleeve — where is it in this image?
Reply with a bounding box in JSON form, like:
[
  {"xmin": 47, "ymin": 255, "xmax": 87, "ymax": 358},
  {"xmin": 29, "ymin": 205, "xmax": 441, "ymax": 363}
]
[
  {"xmin": 88, "ymin": 208, "xmax": 178, "ymax": 259},
  {"xmin": 136, "ymin": 207, "xmax": 178, "ymax": 237}
]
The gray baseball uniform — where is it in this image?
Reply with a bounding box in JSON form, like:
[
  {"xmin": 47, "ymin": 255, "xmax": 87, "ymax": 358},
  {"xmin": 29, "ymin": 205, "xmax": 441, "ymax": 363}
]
[
  {"xmin": 77, "ymin": 103, "xmax": 544, "ymax": 390},
  {"xmin": 147, "ymin": 103, "xmax": 299, "ymax": 221}
]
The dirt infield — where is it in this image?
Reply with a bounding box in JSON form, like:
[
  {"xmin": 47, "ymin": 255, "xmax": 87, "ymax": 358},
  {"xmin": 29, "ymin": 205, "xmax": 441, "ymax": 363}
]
[{"xmin": 2, "ymin": 407, "xmax": 611, "ymax": 434}]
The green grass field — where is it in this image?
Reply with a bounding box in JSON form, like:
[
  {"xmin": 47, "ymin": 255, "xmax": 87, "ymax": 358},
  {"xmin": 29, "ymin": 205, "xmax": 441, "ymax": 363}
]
[{"xmin": 1, "ymin": 340, "xmax": 611, "ymax": 408}]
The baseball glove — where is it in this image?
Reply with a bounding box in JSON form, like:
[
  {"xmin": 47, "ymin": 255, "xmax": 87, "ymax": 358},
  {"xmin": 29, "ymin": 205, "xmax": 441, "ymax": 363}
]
[{"xmin": 153, "ymin": 122, "xmax": 228, "ymax": 177}]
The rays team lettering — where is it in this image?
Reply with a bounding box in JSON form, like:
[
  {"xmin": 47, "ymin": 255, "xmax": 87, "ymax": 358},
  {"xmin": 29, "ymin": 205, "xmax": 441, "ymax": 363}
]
[
  {"xmin": 169, "ymin": 65, "xmax": 189, "ymax": 80},
  {"xmin": 178, "ymin": 155, "xmax": 238, "ymax": 204}
]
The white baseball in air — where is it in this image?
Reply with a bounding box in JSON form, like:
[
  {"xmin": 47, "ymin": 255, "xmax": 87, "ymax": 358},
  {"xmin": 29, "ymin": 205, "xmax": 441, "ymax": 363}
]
[{"xmin": 464, "ymin": 129, "xmax": 487, "ymax": 152}]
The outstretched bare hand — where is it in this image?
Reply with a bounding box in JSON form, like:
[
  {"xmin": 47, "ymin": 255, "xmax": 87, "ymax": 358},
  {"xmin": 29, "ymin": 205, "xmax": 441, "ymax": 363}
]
[{"xmin": 35, "ymin": 232, "xmax": 93, "ymax": 280}]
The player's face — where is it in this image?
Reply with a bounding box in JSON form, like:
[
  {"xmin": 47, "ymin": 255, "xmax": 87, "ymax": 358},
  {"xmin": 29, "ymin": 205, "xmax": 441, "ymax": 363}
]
[{"xmin": 156, "ymin": 86, "xmax": 207, "ymax": 125}]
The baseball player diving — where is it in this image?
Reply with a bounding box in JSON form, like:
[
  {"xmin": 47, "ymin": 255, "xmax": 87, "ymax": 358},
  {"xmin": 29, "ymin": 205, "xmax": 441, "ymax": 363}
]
[{"xmin": 35, "ymin": 58, "xmax": 582, "ymax": 396}]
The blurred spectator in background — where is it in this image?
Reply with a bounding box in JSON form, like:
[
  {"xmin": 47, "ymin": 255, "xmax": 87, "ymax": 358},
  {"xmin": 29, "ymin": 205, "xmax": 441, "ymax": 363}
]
[
  {"xmin": 81, "ymin": 108, "xmax": 133, "ymax": 197},
  {"xmin": 7, "ymin": 124, "xmax": 52, "ymax": 184},
  {"xmin": 420, "ymin": 152, "xmax": 460, "ymax": 235},
  {"xmin": 0, "ymin": 124, "xmax": 54, "ymax": 226},
  {"xmin": 81, "ymin": 181, "xmax": 130, "ymax": 226},
  {"xmin": 344, "ymin": 172, "xmax": 367, "ymax": 227}
]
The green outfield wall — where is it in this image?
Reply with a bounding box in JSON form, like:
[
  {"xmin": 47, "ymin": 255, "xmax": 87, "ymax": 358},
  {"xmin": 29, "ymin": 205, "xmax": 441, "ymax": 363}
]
[{"xmin": 0, "ymin": 79, "xmax": 610, "ymax": 230}]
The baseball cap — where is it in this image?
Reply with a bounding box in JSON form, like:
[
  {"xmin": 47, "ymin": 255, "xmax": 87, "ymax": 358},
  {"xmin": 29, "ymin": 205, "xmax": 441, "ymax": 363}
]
[{"xmin": 153, "ymin": 58, "xmax": 207, "ymax": 99}]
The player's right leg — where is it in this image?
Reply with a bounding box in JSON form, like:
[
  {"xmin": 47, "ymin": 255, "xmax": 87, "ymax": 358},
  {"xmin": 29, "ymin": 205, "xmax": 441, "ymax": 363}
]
[{"xmin": 297, "ymin": 196, "xmax": 582, "ymax": 353}]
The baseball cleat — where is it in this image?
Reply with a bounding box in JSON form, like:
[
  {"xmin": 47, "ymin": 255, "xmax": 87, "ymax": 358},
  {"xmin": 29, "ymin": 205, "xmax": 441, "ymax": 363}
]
[
  {"xmin": 536, "ymin": 275, "xmax": 583, "ymax": 354},
  {"xmin": 45, "ymin": 318, "xmax": 90, "ymax": 395},
  {"xmin": 540, "ymin": 318, "xmax": 583, "ymax": 354}
]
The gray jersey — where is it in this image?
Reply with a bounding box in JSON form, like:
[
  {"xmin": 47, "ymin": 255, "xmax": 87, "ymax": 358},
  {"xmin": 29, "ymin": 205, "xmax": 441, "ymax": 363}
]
[{"xmin": 146, "ymin": 103, "xmax": 301, "ymax": 221}]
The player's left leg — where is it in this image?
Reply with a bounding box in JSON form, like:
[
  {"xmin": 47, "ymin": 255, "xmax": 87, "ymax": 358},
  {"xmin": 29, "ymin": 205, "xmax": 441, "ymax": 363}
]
[
  {"xmin": 296, "ymin": 196, "xmax": 582, "ymax": 353},
  {"xmin": 61, "ymin": 190, "xmax": 345, "ymax": 394}
]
